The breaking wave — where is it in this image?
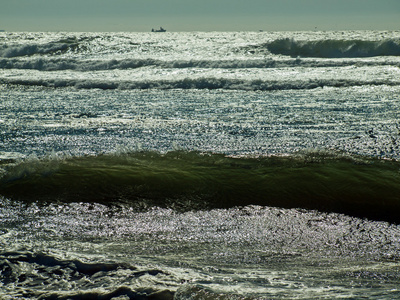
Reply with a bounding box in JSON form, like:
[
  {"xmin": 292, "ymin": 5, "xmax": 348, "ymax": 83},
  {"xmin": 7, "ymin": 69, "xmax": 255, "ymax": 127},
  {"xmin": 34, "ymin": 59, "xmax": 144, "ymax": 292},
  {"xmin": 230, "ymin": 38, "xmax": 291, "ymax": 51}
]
[
  {"xmin": 0, "ymin": 38, "xmax": 81, "ymax": 58},
  {"xmin": 2, "ymin": 77, "xmax": 399, "ymax": 91},
  {"xmin": 1, "ymin": 150, "xmax": 400, "ymax": 223},
  {"xmin": 1, "ymin": 57, "xmax": 399, "ymax": 71},
  {"xmin": 266, "ymin": 38, "xmax": 400, "ymax": 58}
]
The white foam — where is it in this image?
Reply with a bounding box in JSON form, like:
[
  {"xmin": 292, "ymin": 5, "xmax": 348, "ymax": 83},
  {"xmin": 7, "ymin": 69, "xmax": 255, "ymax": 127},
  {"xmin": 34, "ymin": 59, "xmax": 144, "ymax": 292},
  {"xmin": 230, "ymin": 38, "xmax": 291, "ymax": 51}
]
[{"xmin": 2, "ymin": 64, "xmax": 399, "ymax": 91}]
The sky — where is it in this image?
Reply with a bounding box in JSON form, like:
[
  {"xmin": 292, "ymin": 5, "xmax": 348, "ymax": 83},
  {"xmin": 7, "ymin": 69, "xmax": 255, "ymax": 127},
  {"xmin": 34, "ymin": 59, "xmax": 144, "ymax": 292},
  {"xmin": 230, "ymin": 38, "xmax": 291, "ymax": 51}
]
[{"xmin": 0, "ymin": 0, "xmax": 399, "ymax": 32}]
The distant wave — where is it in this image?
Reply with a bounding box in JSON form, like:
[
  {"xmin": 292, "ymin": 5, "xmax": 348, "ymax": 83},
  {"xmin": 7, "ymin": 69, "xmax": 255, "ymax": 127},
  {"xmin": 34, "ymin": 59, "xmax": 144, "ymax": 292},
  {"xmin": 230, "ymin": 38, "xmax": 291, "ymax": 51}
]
[
  {"xmin": 0, "ymin": 38, "xmax": 81, "ymax": 58},
  {"xmin": 1, "ymin": 57, "xmax": 399, "ymax": 71},
  {"xmin": 265, "ymin": 38, "xmax": 400, "ymax": 58},
  {"xmin": 1, "ymin": 77, "xmax": 399, "ymax": 91},
  {"xmin": 0, "ymin": 38, "xmax": 400, "ymax": 61},
  {"xmin": 1, "ymin": 150, "xmax": 400, "ymax": 223}
]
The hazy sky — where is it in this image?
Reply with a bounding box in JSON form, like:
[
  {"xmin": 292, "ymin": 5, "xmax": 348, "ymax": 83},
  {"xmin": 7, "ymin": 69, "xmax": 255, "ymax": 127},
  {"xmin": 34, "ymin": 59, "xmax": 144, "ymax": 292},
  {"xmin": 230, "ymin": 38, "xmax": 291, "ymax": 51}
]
[{"xmin": 1, "ymin": 0, "xmax": 399, "ymax": 32}]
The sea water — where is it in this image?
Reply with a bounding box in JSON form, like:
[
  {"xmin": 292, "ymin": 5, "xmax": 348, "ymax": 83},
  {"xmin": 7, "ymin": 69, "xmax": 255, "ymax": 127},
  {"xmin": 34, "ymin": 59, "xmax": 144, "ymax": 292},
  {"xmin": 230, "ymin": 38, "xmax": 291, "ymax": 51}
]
[{"xmin": 1, "ymin": 31, "xmax": 400, "ymax": 299}]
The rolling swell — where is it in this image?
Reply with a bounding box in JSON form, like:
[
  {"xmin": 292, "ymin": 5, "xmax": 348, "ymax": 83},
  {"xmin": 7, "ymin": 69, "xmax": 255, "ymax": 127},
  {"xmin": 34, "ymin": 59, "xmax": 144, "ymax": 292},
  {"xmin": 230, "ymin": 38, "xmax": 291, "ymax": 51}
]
[
  {"xmin": 266, "ymin": 38, "xmax": 400, "ymax": 58},
  {"xmin": 1, "ymin": 151, "xmax": 400, "ymax": 223}
]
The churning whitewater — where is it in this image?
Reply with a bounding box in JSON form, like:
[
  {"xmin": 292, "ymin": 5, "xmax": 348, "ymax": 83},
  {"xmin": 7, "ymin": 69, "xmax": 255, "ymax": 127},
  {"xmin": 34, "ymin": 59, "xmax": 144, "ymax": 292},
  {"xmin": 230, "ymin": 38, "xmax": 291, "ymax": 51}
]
[{"xmin": 1, "ymin": 30, "xmax": 400, "ymax": 299}]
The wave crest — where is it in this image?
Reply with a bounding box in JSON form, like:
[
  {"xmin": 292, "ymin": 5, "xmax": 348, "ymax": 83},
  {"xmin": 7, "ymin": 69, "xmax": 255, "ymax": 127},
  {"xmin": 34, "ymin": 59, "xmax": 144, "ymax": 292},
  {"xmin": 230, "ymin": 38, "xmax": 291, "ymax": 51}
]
[
  {"xmin": 0, "ymin": 38, "xmax": 81, "ymax": 58},
  {"xmin": 1, "ymin": 150, "xmax": 400, "ymax": 222},
  {"xmin": 2, "ymin": 77, "xmax": 399, "ymax": 91},
  {"xmin": 266, "ymin": 38, "xmax": 400, "ymax": 58},
  {"xmin": 1, "ymin": 57, "xmax": 399, "ymax": 71}
]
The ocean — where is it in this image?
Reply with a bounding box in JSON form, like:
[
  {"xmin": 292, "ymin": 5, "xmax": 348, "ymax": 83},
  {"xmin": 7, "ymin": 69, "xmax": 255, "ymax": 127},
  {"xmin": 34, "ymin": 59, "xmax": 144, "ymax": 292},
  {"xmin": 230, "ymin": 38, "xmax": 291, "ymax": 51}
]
[{"xmin": 1, "ymin": 30, "xmax": 400, "ymax": 299}]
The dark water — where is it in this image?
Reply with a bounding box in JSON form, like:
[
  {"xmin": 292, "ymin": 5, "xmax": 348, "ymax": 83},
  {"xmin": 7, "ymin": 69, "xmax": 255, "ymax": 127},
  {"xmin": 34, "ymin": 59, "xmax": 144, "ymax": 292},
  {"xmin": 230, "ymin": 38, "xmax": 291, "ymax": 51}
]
[{"xmin": 2, "ymin": 150, "xmax": 400, "ymax": 223}]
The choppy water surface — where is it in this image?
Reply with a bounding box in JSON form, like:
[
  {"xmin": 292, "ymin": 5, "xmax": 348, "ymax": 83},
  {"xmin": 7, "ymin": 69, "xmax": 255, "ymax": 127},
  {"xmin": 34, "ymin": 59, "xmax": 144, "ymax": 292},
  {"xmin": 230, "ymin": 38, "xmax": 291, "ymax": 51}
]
[
  {"xmin": 2, "ymin": 202, "xmax": 400, "ymax": 299},
  {"xmin": 1, "ymin": 31, "xmax": 400, "ymax": 299}
]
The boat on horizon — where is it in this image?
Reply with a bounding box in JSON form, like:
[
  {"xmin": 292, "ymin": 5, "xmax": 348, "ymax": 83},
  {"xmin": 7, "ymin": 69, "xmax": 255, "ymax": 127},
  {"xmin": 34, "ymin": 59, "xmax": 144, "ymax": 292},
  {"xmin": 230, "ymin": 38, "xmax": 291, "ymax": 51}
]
[{"xmin": 151, "ymin": 27, "xmax": 166, "ymax": 32}]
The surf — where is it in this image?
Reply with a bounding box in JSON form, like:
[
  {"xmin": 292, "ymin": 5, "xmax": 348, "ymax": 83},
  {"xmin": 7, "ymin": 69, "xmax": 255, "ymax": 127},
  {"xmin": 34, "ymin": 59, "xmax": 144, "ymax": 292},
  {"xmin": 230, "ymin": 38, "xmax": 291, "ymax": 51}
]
[
  {"xmin": 0, "ymin": 37, "xmax": 81, "ymax": 58},
  {"xmin": 2, "ymin": 77, "xmax": 399, "ymax": 91},
  {"xmin": 1, "ymin": 150, "xmax": 400, "ymax": 223},
  {"xmin": 1, "ymin": 57, "xmax": 399, "ymax": 72}
]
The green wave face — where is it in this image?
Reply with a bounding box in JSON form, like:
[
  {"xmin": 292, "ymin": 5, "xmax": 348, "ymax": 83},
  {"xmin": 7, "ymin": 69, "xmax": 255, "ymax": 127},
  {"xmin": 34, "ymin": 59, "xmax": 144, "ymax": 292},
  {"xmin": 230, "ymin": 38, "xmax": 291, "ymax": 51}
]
[{"xmin": 1, "ymin": 150, "xmax": 400, "ymax": 222}]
